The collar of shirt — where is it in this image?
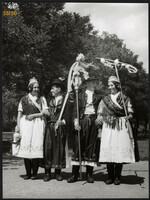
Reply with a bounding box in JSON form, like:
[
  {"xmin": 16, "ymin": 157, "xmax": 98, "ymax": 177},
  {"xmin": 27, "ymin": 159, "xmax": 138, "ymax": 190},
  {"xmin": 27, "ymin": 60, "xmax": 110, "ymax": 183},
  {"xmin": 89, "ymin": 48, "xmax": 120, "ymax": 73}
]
[
  {"xmin": 29, "ymin": 93, "xmax": 38, "ymax": 101},
  {"xmin": 111, "ymin": 92, "xmax": 122, "ymax": 109},
  {"xmin": 85, "ymin": 89, "xmax": 94, "ymax": 95},
  {"xmin": 111, "ymin": 91, "xmax": 120, "ymax": 98},
  {"xmin": 55, "ymin": 95, "xmax": 63, "ymax": 106}
]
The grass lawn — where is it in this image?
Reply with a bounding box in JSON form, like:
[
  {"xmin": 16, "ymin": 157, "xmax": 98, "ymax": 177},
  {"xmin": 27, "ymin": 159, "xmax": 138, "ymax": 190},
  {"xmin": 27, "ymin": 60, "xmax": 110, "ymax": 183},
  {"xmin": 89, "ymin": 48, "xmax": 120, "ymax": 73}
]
[{"xmin": 137, "ymin": 138, "xmax": 149, "ymax": 161}]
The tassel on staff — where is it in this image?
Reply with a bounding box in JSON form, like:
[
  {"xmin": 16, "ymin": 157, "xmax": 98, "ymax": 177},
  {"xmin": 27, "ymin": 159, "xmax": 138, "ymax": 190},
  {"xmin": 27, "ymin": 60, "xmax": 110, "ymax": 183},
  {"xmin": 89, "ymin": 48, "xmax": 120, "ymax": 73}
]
[{"xmin": 57, "ymin": 53, "xmax": 98, "ymax": 180}]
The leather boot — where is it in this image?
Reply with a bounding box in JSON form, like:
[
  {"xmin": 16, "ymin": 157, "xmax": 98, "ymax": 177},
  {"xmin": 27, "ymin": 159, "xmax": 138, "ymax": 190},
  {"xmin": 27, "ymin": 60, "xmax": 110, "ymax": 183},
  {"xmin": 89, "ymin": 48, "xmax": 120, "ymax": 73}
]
[
  {"xmin": 43, "ymin": 169, "xmax": 51, "ymax": 182},
  {"xmin": 24, "ymin": 159, "xmax": 31, "ymax": 180},
  {"xmin": 106, "ymin": 164, "xmax": 114, "ymax": 184},
  {"xmin": 67, "ymin": 166, "xmax": 79, "ymax": 183},
  {"xmin": 31, "ymin": 159, "xmax": 39, "ymax": 180},
  {"xmin": 86, "ymin": 166, "xmax": 94, "ymax": 183},
  {"xmin": 55, "ymin": 169, "xmax": 63, "ymax": 181},
  {"xmin": 114, "ymin": 164, "xmax": 123, "ymax": 185}
]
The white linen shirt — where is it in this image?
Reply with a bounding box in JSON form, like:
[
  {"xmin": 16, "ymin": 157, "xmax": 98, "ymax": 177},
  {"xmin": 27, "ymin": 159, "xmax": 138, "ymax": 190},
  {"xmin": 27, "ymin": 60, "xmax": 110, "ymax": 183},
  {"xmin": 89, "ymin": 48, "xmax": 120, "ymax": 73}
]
[{"xmin": 84, "ymin": 89, "xmax": 95, "ymax": 115}]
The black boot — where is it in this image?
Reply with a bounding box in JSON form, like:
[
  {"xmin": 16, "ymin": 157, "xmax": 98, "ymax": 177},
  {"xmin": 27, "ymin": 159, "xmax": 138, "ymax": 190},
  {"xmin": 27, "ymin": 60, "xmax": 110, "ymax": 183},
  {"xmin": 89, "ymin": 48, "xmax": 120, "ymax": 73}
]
[
  {"xmin": 55, "ymin": 169, "xmax": 63, "ymax": 181},
  {"xmin": 86, "ymin": 166, "xmax": 94, "ymax": 183},
  {"xmin": 24, "ymin": 159, "xmax": 32, "ymax": 180},
  {"xmin": 67, "ymin": 166, "xmax": 79, "ymax": 183},
  {"xmin": 114, "ymin": 164, "xmax": 123, "ymax": 185},
  {"xmin": 43, "ymin": 169, "xmax": 51, "ymax": 182},
  {"xmin": 106, "ymin": 164, "xmax": 114, "ymax": 184},
  {"xmin": 31, "ymin": 159, "xmax": 39, "ymax": 180}
]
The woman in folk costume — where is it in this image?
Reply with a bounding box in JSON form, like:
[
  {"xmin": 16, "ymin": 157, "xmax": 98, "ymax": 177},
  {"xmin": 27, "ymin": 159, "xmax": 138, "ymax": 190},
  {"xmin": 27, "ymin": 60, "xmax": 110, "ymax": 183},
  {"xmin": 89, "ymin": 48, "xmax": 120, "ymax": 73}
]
[
  {"xmin": 15, "ymin": 77, "xmax": 49, "ymax": 180},
  {"xmin": 43, "ymin": 79, "xmax": 73, "ymax": 182},
  {"xmin": 96, "ymin": 76, "xmax": 135, "ymax": 185}
]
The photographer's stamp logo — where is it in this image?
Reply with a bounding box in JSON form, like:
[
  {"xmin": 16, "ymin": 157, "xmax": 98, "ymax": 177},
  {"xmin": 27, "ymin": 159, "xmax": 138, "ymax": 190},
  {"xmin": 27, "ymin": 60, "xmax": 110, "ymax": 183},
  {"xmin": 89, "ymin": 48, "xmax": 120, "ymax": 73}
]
[
  {"xmin": 3, "ymin": 11, "xmax": 17, "ymax": 16},
  {"xmin": 3, "ymin": 2, "xmax": 18, "ymax": 16}
]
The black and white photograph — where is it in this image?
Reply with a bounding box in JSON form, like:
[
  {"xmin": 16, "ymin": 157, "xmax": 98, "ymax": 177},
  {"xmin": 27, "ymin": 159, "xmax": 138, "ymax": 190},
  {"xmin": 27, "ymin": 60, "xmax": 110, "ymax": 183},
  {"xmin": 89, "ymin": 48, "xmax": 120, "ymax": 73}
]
[{"xmin": 2, "ymin": 1, "xmax": 149, "ymax": 199}]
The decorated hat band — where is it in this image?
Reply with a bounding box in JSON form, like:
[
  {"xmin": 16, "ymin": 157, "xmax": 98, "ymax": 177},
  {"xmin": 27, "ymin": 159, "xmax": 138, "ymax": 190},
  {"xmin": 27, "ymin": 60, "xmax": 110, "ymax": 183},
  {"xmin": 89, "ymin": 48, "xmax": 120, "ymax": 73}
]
[{"xmin": 108, "ymin": 76, "xmax": 120, "ymax": 83}]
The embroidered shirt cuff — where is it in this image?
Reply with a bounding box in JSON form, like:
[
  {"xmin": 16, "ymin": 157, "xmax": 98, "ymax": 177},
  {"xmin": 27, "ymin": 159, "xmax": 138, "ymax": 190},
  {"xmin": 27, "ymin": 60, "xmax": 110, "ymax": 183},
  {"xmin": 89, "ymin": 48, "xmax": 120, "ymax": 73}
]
[{"xmin": 74, "ymin": 118, "xmax": 78, "ymax": 126}]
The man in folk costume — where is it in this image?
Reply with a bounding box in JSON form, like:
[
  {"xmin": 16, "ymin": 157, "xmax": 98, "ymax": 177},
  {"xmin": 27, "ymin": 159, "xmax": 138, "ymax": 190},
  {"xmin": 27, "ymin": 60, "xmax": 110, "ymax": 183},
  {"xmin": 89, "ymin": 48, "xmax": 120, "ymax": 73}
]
[
  {"xmin": 67, "ymin": 71, "xmax": 102, "ymax": 183},
  {"xmin": 43, "ymin": 78, "xmax": 73, "ymax": 181}
]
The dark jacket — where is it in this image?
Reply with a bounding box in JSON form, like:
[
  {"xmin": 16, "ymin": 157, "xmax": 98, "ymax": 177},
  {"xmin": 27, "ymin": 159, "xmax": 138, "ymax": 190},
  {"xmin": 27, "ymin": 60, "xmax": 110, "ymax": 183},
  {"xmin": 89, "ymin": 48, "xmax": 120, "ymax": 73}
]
[{"xmin": 47, "ymin": 93, "xmax": 74, "ymax": 133}]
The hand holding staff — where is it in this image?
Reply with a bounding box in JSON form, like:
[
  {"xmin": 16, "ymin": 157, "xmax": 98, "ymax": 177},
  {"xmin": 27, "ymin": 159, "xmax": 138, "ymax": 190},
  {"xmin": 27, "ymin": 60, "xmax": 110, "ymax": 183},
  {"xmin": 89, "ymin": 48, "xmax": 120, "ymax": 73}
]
[
  {"xmin": 97, "ymin": 57, "xmax": 138, "ymax": 149},
  {"xmin": 56, "ymin": 53, "xmax": 98, "ymax": 180}
]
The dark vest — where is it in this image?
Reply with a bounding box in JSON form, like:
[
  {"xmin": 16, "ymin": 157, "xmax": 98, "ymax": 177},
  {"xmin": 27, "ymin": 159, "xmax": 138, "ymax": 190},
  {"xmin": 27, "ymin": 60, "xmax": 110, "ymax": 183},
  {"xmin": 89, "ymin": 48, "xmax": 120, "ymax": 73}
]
[
  {"xmin": 20, "ymin": 94, "xmax": 41, "ymax": 115},
  {"xmin": 73, "ymin": 90, "xmax": 102, "ymax": 119}
]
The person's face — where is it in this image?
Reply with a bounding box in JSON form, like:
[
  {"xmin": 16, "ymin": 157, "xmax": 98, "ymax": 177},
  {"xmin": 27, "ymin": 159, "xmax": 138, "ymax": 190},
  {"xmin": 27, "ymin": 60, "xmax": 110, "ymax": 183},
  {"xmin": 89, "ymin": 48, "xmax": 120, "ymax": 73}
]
[
  {"xmin": 108, "ymin": 81, "xmax": 118, "ymax": 94},
  {"xmin": 51, "ymin": 85, "xmax": 61, "ymax": 97},
  {"xmin": 86, "ymin": 80, "xmax": 98, "ymax": 90},
  {"xmin": 31, "ymin": 82, "xmax": 39, "ymax": 96}
]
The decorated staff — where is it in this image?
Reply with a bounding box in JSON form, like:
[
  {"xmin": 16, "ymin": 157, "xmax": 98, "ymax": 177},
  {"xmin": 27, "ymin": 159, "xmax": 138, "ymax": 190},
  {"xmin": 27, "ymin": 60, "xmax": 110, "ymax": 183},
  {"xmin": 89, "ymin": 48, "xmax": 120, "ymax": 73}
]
[
  {"xmin": 96, "ymin": 58, "xmax": 138, "ymax": 185},
  {"xmin": 96, "ymin": 57, "xmax": 138, "ymax": 148},
  {"xmin": 72, "ymin": 69, "xmax": 83, "ymax": 180},
  {"xmin": 56, "ymin": 54, "xmax": 95, "ymax": 124},
  {"xmin": 66, "ymin": 54, "xmax": 101, "ymax": 183},
  {"xmin": 57, "ymin": 54, "xmax": 98, "ymax": 123},
  {"xmin": 96, "ymin": 57, "xmax": 138, "ymax": 73},
  {"xmin": 57, "ymin": 53, "xmax": 98, "ymax": 180}
]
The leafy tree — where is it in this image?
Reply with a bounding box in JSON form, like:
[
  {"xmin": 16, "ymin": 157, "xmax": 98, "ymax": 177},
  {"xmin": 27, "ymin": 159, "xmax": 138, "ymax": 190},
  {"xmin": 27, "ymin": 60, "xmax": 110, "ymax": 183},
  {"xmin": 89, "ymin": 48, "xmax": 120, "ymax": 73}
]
[
  {"xmin": 2, "ymin": 3, "xmax": 148, "ymax": 134},
  {"xmin": 86, "ymin": 32, "xmax": 149, "ymax": 134},
  {"xmin": 2, "ymin": 3, "xmax": 97, "ymax": 95}
]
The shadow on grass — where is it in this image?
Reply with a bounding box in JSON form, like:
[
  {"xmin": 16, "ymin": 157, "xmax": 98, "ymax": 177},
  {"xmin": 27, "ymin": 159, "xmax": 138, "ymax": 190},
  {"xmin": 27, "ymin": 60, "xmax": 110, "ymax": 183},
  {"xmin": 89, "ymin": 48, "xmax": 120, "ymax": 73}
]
[
  {"xmin": 18, "ymin": 167, "xmax": 145, "ymax": 186},
  {"xmin": 18, "ymin": 172, "xmax": 145, "ymax": 186},
  {"xmin": 121, "ymin": 175, "xmax": 145, "ymax": 185},
  {"xmin": 19, "ymin": 171, "xmax": 72, "ymax": 181},
  {"xmin": 19, "ymin": 171, "xmax": 107, "ymax": 182},
  {"xmin": 93, "ymin": 171, "xmax": 145, "ymax": 185}
]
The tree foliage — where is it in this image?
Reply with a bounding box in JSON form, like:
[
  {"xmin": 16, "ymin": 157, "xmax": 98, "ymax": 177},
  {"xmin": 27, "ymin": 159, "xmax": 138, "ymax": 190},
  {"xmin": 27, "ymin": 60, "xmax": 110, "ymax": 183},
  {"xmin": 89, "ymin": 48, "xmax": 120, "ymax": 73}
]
[{"xmin": 2, "ymin": 2, "xmax": 149, "ymax": 132}]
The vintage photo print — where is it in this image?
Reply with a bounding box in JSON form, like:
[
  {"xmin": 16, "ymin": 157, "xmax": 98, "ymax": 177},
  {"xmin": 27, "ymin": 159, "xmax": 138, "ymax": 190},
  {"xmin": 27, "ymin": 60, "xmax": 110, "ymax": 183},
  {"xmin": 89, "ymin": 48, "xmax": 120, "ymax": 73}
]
[{"xmin": 2, "ymin": 1, "xmax": 149, "ymax": 199}]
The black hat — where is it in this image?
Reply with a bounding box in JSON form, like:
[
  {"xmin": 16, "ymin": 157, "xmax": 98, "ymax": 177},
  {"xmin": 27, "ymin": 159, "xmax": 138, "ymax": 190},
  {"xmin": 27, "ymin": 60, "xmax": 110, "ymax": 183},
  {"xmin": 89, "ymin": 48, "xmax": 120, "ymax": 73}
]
[
  {"xmin": 85, "ymin": 76, "xmax": 99, "ymax": 82},
  {"xmin": 50, "ymin": 78, "xmax": 66, "ymax": 90},
  {"xmin": 83, "ymin": 70, "xmax": 100, "ymax": 83}
]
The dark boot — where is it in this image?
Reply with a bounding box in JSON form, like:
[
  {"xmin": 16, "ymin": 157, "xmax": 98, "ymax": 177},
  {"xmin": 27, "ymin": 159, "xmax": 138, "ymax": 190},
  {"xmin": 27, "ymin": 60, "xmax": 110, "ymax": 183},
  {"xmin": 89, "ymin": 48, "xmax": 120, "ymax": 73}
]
[
  {"xmin": 86, "ymin": 166, "xmax": 94, "ymax": 183},
  {"xmin": 67, "ymin": 166, "xmax": 79, "ymax": 183},
  {"xmin": 24, "ymin": 159, "xmax": 32, "ymax": 180},
  {"xmin": 43, "ymin": 169, "xmax": 51, "ymax": 182},
  {"xmin": 55, "ymin": 169, "xmax": 63, "ymax": 181},
  {"xmin": 114, "ymin": 164, "xmax": 123, "ymax": 185},
  {"xmin": 31, "ymin": 159, "xmax": 39, "ymax": 180},
  {"xmin": 106, "ymin": 164, "xmax": 114, "ymax": 184}
]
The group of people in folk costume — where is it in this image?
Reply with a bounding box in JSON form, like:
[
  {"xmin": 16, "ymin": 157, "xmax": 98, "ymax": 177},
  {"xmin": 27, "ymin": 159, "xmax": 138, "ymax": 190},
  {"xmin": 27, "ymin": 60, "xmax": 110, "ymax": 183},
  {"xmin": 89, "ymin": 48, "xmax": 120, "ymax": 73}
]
[{"xmin": 13, "ymin": 59, "xmax": 137, "ymax": 185}]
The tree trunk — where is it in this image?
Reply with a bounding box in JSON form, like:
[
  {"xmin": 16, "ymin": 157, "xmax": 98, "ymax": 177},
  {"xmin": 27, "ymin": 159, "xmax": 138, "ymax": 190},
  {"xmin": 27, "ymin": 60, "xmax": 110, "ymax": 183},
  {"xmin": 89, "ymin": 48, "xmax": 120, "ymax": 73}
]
[{"xmin": 8, "ymin": 108, "xmax": 11, "ymax": 122}]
